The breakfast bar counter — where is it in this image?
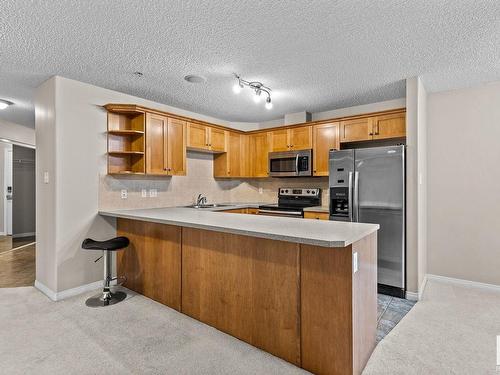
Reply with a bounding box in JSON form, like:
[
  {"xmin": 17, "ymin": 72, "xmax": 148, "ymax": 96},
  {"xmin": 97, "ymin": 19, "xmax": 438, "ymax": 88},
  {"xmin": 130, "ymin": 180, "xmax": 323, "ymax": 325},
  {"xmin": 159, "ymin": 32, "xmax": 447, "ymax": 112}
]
[{"xmin": 99, "ymin": 207, "xmax": 379, "ymax": 375}]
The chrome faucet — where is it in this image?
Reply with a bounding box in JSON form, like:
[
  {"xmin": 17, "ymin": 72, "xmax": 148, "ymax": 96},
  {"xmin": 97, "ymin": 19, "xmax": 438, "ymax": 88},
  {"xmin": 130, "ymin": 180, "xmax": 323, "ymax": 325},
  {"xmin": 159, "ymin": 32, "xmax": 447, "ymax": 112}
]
[{"xmin": 196, "ymin": 194, "xmax": 207, "ymax": 206}]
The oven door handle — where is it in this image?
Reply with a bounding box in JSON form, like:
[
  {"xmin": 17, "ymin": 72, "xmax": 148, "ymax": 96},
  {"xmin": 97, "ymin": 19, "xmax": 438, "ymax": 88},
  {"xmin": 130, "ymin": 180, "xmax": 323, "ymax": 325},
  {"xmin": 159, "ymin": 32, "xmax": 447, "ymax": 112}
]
[{"xmin": 258, "ymin": 209, "xmax": 303, "ymax": 216}]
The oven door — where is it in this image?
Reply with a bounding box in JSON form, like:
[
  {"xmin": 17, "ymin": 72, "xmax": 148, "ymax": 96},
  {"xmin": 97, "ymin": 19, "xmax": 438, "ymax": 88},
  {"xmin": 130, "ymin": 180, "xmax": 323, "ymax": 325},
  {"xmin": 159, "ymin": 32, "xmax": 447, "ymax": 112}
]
[{"xmin": 268, "ymin": 150, "xmax": 312, "ymax": 177}]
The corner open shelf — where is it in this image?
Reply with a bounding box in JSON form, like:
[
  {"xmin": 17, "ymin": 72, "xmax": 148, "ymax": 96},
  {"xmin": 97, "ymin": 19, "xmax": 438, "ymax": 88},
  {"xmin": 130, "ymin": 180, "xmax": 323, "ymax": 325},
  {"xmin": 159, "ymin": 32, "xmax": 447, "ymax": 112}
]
[{"xmin": 106, "ymin": 105, "xmax": 146, "ymax": 174}]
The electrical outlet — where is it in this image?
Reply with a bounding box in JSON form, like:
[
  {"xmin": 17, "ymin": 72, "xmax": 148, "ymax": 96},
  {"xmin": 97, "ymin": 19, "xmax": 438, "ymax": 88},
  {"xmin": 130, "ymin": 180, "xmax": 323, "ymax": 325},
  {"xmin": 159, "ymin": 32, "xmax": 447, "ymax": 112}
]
[
  {"xmin": 121, "ymin": 189, "xmax": 128, "ymax": 199},
  {"xmin": 149, "ymin": 189, "xmax": 158, "ymax": 198},
  {"xmin": 258, "ymin": 187, "xmax": 263, "ymax": 194},
  {"xmin": 141, "ymin": 189, "xmax": 147, "ymax": 198},
  {"xmin": 353, "ymin": 252, "xmax": 358, "ymax": 273},
  {"xmin": 43, "ymin": 171, "xmax": 50, "ymax": 184}
]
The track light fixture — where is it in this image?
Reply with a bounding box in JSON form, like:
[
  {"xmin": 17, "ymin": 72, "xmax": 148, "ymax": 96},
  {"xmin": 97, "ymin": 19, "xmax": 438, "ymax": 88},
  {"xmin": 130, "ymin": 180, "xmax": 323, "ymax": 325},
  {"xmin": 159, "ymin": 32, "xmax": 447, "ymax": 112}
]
[{"xmin": 233, "ymin": 74, "xmax": 272, "ymax": 110}]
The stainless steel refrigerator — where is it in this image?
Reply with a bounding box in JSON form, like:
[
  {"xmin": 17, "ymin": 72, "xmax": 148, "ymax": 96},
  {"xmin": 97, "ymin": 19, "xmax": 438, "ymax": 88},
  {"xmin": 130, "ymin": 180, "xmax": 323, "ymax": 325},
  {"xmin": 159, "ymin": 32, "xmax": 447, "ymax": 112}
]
[{"xmin": 329, "ymin": 145, "xmax": 405, "ymax": 297}]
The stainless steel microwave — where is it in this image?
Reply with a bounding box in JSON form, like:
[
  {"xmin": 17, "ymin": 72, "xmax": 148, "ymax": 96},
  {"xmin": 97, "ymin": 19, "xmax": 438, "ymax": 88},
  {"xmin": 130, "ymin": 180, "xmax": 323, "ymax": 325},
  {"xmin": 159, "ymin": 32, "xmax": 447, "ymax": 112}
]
[{"xmin": 268, "ymin": 149, "xmax": 313, "ymax": 177}]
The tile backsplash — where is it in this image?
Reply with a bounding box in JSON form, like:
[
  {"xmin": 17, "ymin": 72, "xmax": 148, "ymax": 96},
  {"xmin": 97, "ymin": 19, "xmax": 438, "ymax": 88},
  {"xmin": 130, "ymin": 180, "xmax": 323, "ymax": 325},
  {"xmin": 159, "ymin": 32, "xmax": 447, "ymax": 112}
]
[{"xmin": 99, "ymin": 152, "xmax": 329, "ymax": 210}]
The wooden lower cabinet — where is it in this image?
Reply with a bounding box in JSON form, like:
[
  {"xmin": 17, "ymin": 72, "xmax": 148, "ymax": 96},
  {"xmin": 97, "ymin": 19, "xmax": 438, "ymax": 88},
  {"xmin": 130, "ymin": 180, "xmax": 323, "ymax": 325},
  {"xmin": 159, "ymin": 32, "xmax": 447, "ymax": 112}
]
[
  {"xmin": 116, "ymin": 219, "xmax": 377, "ymax": 375},
  {"xmin": 304, "ymin": 211, "xmax": 330, "ymax": 220},
  {"xmin": 116, "ymin": 219, "xmax": 181, "ymax": 310}
]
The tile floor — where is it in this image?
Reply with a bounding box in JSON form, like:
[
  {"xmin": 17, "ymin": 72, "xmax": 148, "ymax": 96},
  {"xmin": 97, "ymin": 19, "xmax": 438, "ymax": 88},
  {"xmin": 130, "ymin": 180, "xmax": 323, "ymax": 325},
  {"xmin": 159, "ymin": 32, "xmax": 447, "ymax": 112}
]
[{"xmin": 377, "ymin": 294, "xmax": 416, "ymax": 342}]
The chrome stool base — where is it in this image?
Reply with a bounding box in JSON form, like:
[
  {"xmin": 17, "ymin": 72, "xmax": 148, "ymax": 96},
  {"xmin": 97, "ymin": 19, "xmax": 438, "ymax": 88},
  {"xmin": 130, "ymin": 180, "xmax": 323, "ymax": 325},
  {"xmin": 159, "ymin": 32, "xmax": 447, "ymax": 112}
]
[{"xmin": 85, "ymin": 290, "xmax": 127, "ymax": 308}]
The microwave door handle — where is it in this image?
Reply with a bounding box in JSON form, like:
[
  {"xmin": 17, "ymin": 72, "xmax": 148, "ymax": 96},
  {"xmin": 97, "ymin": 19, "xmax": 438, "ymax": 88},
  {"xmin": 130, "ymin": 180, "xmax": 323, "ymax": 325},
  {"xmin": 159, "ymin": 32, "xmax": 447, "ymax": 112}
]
[
  {"xmin": 295, "ymin": 154, "xmax": 300, "ymax": 175},
  {"xmin": 348, "ymin": 172, "xmax": 353, "ymax": 222},
  {"xmin": 353, "ymin": 171, "xmax": 359, "ymax": 222}
]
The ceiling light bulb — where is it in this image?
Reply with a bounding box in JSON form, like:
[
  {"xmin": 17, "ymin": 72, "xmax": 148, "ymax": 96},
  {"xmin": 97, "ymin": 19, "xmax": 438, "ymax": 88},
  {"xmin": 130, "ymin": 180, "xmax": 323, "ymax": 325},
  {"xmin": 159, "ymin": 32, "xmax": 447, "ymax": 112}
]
[
  {"xmin": 253, "ymin": 90, "xmax": 261, "ymax": 103},
  {"xmin": 233, "ymin": 83, "xmax": 242, "ymax": 94},
  {"xmin": 265, "ymin": 97, "xmax": 273, "ymax": 110}
]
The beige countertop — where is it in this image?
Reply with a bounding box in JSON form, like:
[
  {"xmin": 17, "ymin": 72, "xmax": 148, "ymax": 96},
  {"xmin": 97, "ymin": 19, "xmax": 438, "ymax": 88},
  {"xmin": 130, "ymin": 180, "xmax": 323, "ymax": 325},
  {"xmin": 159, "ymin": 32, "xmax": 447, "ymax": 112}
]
[{"xmin": 99, "ymin": 206, "xmax": 378, "ymax": 248}]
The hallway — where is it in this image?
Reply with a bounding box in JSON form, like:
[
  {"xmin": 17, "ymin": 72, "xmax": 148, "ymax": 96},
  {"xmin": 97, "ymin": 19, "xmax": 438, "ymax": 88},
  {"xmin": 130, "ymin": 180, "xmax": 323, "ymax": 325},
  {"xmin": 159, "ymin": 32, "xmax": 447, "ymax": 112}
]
[{"xmin": 0, "ymin": 236, "xmax": 35, "ymax": 287}]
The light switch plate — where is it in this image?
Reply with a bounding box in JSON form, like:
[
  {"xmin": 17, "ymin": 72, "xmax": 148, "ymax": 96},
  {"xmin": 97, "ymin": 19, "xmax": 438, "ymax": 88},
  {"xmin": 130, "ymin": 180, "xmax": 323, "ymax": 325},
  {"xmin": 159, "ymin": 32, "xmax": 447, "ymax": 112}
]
[
  {"xmin": 353, "ymin": 252, "xmax": 358, "ymax": 273},
  {"xmin": 258, "ymin": 187, "xmax": 263, "ymax": 194},
  {"xmin": 43, "ymin": 171, "xmax": 49, "ymax": 184},
  {"xmin": 121, "ymin": 189, "xmax": 127, "ymax": 199}
]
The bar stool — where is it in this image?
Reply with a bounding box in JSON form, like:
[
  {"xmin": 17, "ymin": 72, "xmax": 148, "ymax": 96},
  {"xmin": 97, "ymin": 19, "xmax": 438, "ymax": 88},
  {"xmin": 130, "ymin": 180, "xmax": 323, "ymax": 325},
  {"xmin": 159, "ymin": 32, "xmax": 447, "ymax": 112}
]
[{"xmin": 81, "ymin": 236, "xmax": 129, "ymax": 307}]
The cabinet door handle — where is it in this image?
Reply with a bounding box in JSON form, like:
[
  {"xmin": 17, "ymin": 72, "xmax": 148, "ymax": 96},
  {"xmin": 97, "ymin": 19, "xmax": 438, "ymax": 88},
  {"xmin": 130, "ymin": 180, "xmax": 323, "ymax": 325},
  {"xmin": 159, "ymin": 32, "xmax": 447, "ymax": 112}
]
[{"xmin": 369, "ymin": 132, "xmax": 373, "ymax": 136}]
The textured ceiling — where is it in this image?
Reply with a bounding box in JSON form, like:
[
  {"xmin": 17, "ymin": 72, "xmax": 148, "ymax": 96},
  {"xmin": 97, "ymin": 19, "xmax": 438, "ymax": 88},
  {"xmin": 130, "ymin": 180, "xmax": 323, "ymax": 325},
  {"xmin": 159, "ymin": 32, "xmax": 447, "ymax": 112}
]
[{"xmin": 1, "ymin": 0, "xmax": 500, "ymax": 128}]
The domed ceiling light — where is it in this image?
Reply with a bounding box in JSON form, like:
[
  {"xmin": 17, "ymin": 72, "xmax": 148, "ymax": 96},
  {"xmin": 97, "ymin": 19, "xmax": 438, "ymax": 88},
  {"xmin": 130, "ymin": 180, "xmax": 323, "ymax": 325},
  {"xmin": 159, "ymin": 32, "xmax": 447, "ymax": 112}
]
[{"xmin": 232, "ymin": 74, "xmax": 272, "ymax": 110}]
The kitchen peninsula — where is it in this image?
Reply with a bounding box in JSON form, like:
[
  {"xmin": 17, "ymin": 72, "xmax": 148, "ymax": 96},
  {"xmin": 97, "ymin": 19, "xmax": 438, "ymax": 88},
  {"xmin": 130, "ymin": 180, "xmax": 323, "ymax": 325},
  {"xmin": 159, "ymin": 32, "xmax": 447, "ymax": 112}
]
[{"xmin": 99, "ymin": 207, "xmax": 379, "ymax": 375}]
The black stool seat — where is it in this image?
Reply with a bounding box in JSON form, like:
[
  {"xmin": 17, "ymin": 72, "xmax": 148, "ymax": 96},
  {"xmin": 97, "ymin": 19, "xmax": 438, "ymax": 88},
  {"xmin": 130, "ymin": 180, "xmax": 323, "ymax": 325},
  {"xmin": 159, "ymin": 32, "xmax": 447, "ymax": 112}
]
[{"xmin": 82, "ymin": 236, "xmax": 129, "ymax": 251}]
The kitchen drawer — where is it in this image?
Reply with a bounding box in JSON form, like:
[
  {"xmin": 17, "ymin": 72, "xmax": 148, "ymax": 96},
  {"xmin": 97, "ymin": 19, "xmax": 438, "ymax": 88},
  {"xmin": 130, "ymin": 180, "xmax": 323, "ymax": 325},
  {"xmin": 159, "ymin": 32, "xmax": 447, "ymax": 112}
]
[{"xmin": 304, "ymin": 212, "xmax": 330, "ymax": 220}]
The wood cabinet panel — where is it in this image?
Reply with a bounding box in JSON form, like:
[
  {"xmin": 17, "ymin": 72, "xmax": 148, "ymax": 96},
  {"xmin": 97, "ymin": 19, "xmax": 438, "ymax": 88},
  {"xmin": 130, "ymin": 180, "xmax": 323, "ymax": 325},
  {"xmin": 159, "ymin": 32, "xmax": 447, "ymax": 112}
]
[
  {"xmin": 270, "ymin": 129, "xmax": 290, "ymax": 152},
  {"xmin": 167, "ymin": 118, "xmax": 186, "ymax": 175},
  {"xmin": 209, "ymin": 128, "xmax": 226, "ymax": 152},
  {"xmin": 187, "ymin": 123, "xmax": 209, "ymax": 150},
  {"xmin": 372, "ymin": 113, "xmax": 406, "ymax": 140},
  {"xmin": 182, "ymin": 228, "xmax": 301, "ymax": 365},
  {"xmin": 304, "ymin": 211, "xmax": 330, "ymax": 220},
  {"xmin": 290, "ymin": 126, "xmax": 312, "ymax": 150},
  {"xmin": 116, "ymin": 219, "xmax": 181, "ymax": 310},
  {"xmin": 145, "ymin": 113, "xmax": 169, "ymax": 175},
  {"xmin": 340, "ymin": 118, "xmax": 373, "ymax": 143},
  {"xmin": 228, "ymin": 132, "xmax": 241, "ymax": 177},
  {"xmin": 249, "ymin": 132, "xmax": 269, "ymax": 177},
  {"xmin": 301, "ymin": 243, "xmax": 353, "ymax": 375},
  {"xmin": 313, "ymin": 122, "xmax": 339, "ymax": 176},
  {"xmin": 220, "ymin": 208, "xmax": 248, "ymax": 214}
]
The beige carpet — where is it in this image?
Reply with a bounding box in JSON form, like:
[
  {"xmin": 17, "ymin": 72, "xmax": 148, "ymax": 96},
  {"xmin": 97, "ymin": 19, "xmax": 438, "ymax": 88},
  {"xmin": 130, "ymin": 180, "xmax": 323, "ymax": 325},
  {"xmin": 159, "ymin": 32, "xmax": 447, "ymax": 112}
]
[
  {"xmin": 0, "ymin": 286, "xmax": 308, "ymax": 375},
  {"xmin": 363, "ymin": 279, "xmax": 500, "ymax": 374}
]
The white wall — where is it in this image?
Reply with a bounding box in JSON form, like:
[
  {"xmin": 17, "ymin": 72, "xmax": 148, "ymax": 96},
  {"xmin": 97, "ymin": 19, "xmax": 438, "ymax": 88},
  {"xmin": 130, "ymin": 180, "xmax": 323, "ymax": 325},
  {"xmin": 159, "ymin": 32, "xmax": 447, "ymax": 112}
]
[
  {"xmin": 427, "ymin": 81, "xmax": 500, "ymax": 285},
  {"xmin": 405, "ymin": 77, "xmax": 427, "ymax": 296},
  {"xmin": 416, "ymin": 79, "xmax": 427, "ymax": 294},
  {"xmin": 0, "ymin": 119, "xmax": 35, "ymax": 146}
]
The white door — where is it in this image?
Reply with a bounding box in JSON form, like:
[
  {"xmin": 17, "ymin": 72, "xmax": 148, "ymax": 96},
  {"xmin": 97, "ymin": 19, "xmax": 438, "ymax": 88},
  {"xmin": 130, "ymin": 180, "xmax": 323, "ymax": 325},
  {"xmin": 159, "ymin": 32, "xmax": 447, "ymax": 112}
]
[{"xmin": 4, "ymin": 148, "xmax": 13, "ymax": 235}]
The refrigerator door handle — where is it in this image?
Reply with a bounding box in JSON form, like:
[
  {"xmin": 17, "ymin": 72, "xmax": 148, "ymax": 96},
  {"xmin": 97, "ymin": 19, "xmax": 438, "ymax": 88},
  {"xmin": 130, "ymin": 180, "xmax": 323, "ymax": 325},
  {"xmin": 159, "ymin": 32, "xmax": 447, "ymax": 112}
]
[
  {"xmin": 353, "ymin": 171, "xmax": 359, "ymax": 222},
  {"xmin": 348, "ymin": 171, "xmax": 353, "ymax": 222}
]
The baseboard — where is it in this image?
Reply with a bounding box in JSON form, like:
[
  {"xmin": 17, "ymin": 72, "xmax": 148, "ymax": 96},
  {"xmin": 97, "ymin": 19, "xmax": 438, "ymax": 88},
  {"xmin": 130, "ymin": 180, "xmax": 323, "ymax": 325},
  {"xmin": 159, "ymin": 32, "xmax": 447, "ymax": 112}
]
[
  {"xmin": 0, "ymin": 231, "xmax": 5, "ymax": 236},
  {"xmin": 405, "ymin": 291, "xmax": 418, "ymax": 301},
  {"xmin": 35, "ymin": 279, "xmax": 117, "ymax": 301},
  {"xmin": 34, "ymin": 280, "xmax": 57, "ymax": 301},
  {"xmin": 426, "ymin": 274, "xmax": 500, "ymax": 292},
  {"xmin": 12, "ymin": 232, "xmax": 35, "ymax": 238}
]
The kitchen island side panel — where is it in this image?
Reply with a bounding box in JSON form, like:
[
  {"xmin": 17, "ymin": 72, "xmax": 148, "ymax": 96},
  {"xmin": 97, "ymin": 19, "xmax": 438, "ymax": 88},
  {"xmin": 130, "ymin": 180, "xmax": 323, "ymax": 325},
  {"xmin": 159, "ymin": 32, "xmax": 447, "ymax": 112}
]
[
  {"xmin": 301, "ymin": 232, "xmax": 377, "ymax": 375},
  {"xmin": 117, "ymin": 218, "xmax": 182, "ymax": 310},
  {"xmin": 181, "ymin": 227, "xmax": 301, "ymax": 366}
]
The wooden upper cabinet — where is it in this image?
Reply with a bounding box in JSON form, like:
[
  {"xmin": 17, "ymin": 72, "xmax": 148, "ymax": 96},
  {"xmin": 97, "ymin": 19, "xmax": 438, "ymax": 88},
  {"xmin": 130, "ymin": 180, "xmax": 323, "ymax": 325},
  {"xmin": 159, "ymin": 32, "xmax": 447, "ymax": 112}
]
[
  {"xmin": 166, "ymin": 118, "xmax": 187, "ymax": 175},
  {"xmin": 187, "ymin": 123, "xmax": 227, "ymax": 152},
  {"xmin": 187, "ymin": 123, "xmax": 209, "ymax": 150},
  {"xmin": 269, "ymin": 129, "xmax": 289, "ymax": 152},
  {"xmin": 146, "ymin": 113, "xmax": 169, "ymax": 175},
  {"xmin": 249, "ymin": 132, "xmax": 270, "ymax": 177},
  {"xmin": 269, "ymin": 126, "xmax": 312, "ymax": 152},
  {"xmin": 289, "ymin": 126, "xmax": 312, "ymax": 150},
  {"xmin": 214, "ymin": 132, "xmax": 242, "ymax": 178},
  {"xmin": 227, "ymin": 132, "xmax": 241, "ymax": 177},
  {"xmin": 372, "ymin": 113, "xmax": 406, "ymax": 140},
  {"xmin": 209, "ymin": 128, "xmax": 226, "ymax": 152},
  {"xmin": 146, "ymin": 113, "xmax": 186, "ymax": 176},
  {"xmin": 340, "ymin": 118, "xmax": 373, "ymax": 142},
  {"xmin": 313, "ymin": 122, "xmax": 339, "ymax": 176}
]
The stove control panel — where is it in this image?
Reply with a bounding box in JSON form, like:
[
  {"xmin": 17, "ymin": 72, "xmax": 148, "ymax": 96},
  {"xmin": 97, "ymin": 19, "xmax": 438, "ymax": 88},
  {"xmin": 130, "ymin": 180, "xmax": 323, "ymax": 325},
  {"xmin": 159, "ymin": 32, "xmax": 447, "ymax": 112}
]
[{"xmin": 279, "ymin": 188, "xmax": 320, "ymax": 197}]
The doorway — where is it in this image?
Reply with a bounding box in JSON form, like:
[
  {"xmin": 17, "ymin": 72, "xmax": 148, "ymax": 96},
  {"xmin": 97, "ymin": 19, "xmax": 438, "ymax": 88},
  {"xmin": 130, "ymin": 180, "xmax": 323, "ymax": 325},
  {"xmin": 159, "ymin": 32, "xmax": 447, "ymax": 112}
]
[{"xmin": 0, "ymin": 141, "xmax": 36, "ymax": 287}]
